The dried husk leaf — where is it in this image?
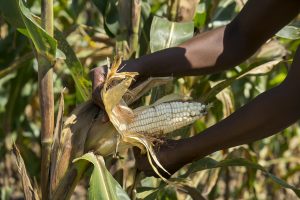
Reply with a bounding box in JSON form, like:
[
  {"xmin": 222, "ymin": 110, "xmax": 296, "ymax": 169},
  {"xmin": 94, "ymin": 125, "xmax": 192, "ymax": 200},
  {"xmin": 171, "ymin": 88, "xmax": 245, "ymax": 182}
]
[
  {"xmin": 50, "ymin": 65, "xmax": 178, "ymax": 196},
  {"xmin": 124, "ymin": 77, "xmax": 173, "ymax": 105},
  {"xmin": 85, "ymin": 114, "xmax": 131, "ymax": 156},
  {"xmin": 13, "ymin": 144, "xmax": 40, "ymax": 200},
  {"xmin": 51, "ymin": 76, "xmax": 175, "ymax": 194},
  {"xmin": 50, "ymin": 89, "xmax": 65, "ymax": 195},
  {"xmin": 100, "ymin": 57, "xmax": 175, "ymax": 179},
  {"xmin": 50, "ymin": 101, "xmax": 99, "ymax": 193}
]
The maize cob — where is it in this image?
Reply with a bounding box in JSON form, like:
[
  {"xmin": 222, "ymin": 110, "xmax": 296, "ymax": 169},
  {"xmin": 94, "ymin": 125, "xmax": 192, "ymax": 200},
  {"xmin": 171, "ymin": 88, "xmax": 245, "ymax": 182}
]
[
  {"xmin": 101, "ymin": 56, "xmax": 210, "ymax": 179},
  {"xmin": 126, "ymin": 101, "xmax": 207, "ymax": 135}
]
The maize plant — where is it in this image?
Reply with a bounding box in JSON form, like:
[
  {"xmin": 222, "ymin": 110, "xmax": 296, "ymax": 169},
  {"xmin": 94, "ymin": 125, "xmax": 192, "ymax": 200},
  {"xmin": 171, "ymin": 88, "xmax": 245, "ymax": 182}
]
[{"xmin": 3, "ymin": 0, "xmax": 300, "ymax": 199}]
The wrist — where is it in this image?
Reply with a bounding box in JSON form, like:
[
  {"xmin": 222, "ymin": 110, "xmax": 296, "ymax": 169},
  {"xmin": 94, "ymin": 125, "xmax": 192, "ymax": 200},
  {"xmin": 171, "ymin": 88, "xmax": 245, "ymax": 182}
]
[
  {"xmin": 121, "ymin": 59, "xmax": 144, "ymax": 75},
  {"xmin": 121, "ymin": 59, "xmax": 148, "ymax": 85}
]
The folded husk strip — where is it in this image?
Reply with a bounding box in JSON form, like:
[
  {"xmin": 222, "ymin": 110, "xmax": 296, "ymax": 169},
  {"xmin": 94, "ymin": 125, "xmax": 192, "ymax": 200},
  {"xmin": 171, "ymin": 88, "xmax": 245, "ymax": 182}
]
[{"xmin": 50, "ymin": 62, "xmax": 174, "ymax": 195}]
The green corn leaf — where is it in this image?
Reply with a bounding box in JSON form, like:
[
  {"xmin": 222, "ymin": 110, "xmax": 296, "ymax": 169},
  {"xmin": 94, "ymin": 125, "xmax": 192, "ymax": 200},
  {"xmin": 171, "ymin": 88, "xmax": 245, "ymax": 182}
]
[
  {"xmin": 181, "ymin": 157, "xmax": 300, "ymax": 197},
  {"xmin": 0, "ymin": 0, "xmax": 24, "ymax": 28},
  {"xmin": 202, "ymin": 59, "xmax": 281, "ymax": 102},
  {"xmin": 1, "ymin": 0, "xmax": 57, "ymax": 60},
  {"xmin": 91, "ymin": 0, "xmax": 119, "ymax": 37},
  {"xmin": 74, "ymin": 153, "xmax": 130, "ymax": 200},
  {"xmin": 1, "ymin": 0, "xmax": 90, "ymax": 101},
  {"xmin": 18, "ymin": 0, "xmax": 56, "ymax": 59},
  {"xmin": 54, "ymin": 30, "xmax": 90, "ymax": 101},
  {"xmin": 194, "ymin": 3, "xmax": 207, "ymax": 29},
  {"xmin": 150, "ymin": 16, "xmax": 194, "ymax": 52},
  {"xmin": 19, "ymin": 27, "xmax": 90, "ymax": 101}
]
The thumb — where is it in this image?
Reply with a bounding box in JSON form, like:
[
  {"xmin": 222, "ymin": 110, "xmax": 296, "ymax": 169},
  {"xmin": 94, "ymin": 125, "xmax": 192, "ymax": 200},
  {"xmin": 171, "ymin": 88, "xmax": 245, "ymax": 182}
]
[{"xmin": 90, "ymin": 66, "xmax": 107, "ymax": 108}]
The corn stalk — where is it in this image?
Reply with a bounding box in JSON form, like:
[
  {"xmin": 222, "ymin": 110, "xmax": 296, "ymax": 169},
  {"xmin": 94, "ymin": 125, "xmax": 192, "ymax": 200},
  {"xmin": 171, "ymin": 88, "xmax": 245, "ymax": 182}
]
[
  {"xmin": 117, "ymin": 0, "xmax": 142, "ymax": 58},
  {"xmin": 168, "ymin": 0, "xmax": 199, "ymax": 22},
  {"xmin": 116, "ymin": 0, "xmax": 131, "ymax": 58},
  {"xmin": 40, "ymin": 0, "xmax": 54, "ymax": 199},
  {"xmin": 168, "ymin": 0, "xmax": 180, "ymax": 21},
  {"xmin": 129, "ymin": 0, "xmax": 141, "ymax": 56}
]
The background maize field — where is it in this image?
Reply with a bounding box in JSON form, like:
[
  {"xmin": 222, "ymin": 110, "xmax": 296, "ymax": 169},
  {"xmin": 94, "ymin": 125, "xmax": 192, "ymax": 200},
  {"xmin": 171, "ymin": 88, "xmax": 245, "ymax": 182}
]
[{"xmin": 0, "ymin": 0, "xmax": 300, "ymax": 199}]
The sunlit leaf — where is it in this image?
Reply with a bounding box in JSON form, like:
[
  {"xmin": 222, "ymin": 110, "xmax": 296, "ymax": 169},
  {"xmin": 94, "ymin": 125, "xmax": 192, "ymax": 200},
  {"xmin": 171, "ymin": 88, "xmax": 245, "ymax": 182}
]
[
  {"xmin": 251, "ymin": 40, "xmax": 286, "ymax": 61},
  {"xmin": 182, "ymin": 157, "xmax": 300, "ymax": 197},
  {"xmin": 269, "ymin": 73, "xmax": 287, "ymax": 87},
  {"xmin": 210, "ymin": 0, "xmax": 238, "ymax": 27},
  {"xmin": 210, "ymin": 81, "xmax": 234, "ymax": 118},
  {"xmin": 136, "ymin": 186, "xmax": 158, "ymax": 199},
  {"xmin": 3, "ymin": 0, "xmax": 90, "ymax": 101},
  {"xmin": 157, "ymin": 186, "xmax": 177, "ymax": 200},
  {"xmin": 179, "ymin": 184, "xmax": 206, "ymax": 200},
  {"xmin": 194, "ymin": 3, "xmax": 207, "ymax": 29},
  {"xmin": 201, "ymin": 168, "xmax": 221, "ymax": 195},
  {"xmin": 150, "ymin": 16, "xmax": 194, "ymax": 52},
  {"xmin": 1, "ymin": 0, "xmax": 57, "ymax": 60},
  {"xmin": 18, "ymin": 0, "xmax": 57, "ymax": 58},
  {"xmin": 276, "ymin": 25, "xmax": 300, "ymax": 40},
  {"xmin": 141, "ymin": 0, "xmax": 151, "ymax": 23},
  {"xmin": 143, "ymin": 190, "xmax": 159, "ymax": 200},
  {"xmin": 202, "ymin": 60, "xmax": 281, "ymax": 102},
  {"xmin": 74, "ymin": 153, "xmax": 130, "ymax": 200},
  {"xmin": 242, "ymin": 60, "xmax": 282, "ymax": 77}
]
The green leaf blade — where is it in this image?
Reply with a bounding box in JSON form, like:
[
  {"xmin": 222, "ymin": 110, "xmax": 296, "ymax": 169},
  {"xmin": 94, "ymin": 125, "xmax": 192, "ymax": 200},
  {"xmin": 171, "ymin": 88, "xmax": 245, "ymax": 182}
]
[
  {"xmin": 150, "ymin": 16, "xmax": 194, "ymax": 52},
  {"xmin": 276, "ymin": 25, "xmax": 300, "ymax": 40},
  {"xmin": 74, "ymin": 153, "xmax": 131, "ymax": 200},
  {"xmin": 182, "ymin": 157, "xmax": 300, "ymax": 197},
  {"xmin": 18, "ymin": 0, "xmax": 57, "ymax": 58}
]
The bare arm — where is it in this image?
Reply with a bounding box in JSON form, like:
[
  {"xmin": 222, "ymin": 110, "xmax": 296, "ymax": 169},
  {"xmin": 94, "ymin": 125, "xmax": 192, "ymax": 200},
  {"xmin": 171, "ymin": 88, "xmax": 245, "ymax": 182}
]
[
  {"xmin": 91, "ymin": 0, "xmax": 300, "ymax": 105},
  {"xmin": 125, "ymin": 0, "xmax": 300, "ymax": 77},
  {"xmin": 182, "ymin": 49, "xmax": 300, "ymax": 162},
  {"xmin": 133, "ymin": 0, "xmax": 300, "ymax": 176},
  {"xmin": 136, "ymin": 47, "xmax": 300, "ymax": 177}
]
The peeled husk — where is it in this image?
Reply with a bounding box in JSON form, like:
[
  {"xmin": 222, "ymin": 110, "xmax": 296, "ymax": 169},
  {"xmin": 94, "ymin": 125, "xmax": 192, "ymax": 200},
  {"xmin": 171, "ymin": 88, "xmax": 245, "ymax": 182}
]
[
  {"xmin": 100, "ymin": 57, "xmax": 192, "ymax": 179},
  {"xmin": 50, "ymin": 60, "xmax": 174, "ymax": 193}
]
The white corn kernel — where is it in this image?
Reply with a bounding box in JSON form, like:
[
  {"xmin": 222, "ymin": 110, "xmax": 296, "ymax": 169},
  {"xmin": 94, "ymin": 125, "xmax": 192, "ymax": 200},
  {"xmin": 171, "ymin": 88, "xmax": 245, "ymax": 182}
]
[{"xmin": 126, "ymin": 101, "xmax": 207, "ymax": 135}]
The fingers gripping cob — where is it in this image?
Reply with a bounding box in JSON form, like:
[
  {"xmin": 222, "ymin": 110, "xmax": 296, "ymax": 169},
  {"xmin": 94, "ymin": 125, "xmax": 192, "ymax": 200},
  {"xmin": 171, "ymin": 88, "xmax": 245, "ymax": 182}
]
[{"xmin": 101, "ymin": 57, "xmax": 208, "ymax": 179}]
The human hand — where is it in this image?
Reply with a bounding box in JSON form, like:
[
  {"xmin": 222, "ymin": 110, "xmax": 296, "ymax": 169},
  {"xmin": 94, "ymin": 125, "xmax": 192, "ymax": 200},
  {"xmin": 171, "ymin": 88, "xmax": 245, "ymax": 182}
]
[
  {"xmin": 89, "ymin": 63, "xmax": 139, "ymax": 122},
  {"xmin": 133, "ymin": 139, "xmax": 190, "ymax": 179},
  {"xmin": 89, "ymin": 65, "xmax": 107, "ymax": 108},
  {"xmin": 89, "ymin": 65, "xmax": 109, "ymax": 122},
  {"xmin": 89, "ymin": 60, "xmax": 145, "ymax": 106}
]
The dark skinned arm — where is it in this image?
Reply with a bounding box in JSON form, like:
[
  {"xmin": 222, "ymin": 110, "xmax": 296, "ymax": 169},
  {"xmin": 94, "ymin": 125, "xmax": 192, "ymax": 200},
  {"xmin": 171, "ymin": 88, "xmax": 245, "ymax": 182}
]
[
  {"xmin": 123, "ymin": 0, "xmax": 300, "ymax": 77},
  {"xmin": 92, "ymin": 0, "xmax": 299, "ymax": 98},
  {"xmin": 90, "ymin": 0, "xmax": 300, "ymax": 176},
  {"xmin": 131, "ymin": 0, "xmax": 300, "ymax": 176},
  {"xmin": 135, "ymin": 47, "xmax": 300, "ymax": 177}
]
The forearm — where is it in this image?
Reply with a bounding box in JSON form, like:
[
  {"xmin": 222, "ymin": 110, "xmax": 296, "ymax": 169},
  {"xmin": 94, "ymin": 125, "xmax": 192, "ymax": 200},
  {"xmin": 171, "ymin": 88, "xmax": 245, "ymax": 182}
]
[
  {"xmin": 126, "ymin": 27, "xmax": 227, "ymax": 77},
  {"xmin": 125, "ymin": 0, "xmax": 300, "ymax": 78},
  {"xmin": 181, "ymin": 50, "xmax": 300, "ymax": 162},
  {"xmin": 190, "ymin": 84, "xmax": 300, "ymax": 159}
]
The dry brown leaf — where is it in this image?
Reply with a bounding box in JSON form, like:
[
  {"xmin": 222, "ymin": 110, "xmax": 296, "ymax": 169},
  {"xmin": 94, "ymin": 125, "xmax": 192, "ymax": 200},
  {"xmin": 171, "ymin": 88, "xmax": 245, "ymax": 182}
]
[{"xmin": 13, "ymin": 144, "xmax": 40, "ymax": 200}]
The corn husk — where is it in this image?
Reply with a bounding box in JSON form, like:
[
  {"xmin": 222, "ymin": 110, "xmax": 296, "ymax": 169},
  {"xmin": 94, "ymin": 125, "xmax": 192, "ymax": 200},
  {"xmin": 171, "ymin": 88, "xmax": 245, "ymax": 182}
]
[{"xmin": 100, "ymin": 56, "xmax": 207, "ymax": 179}]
